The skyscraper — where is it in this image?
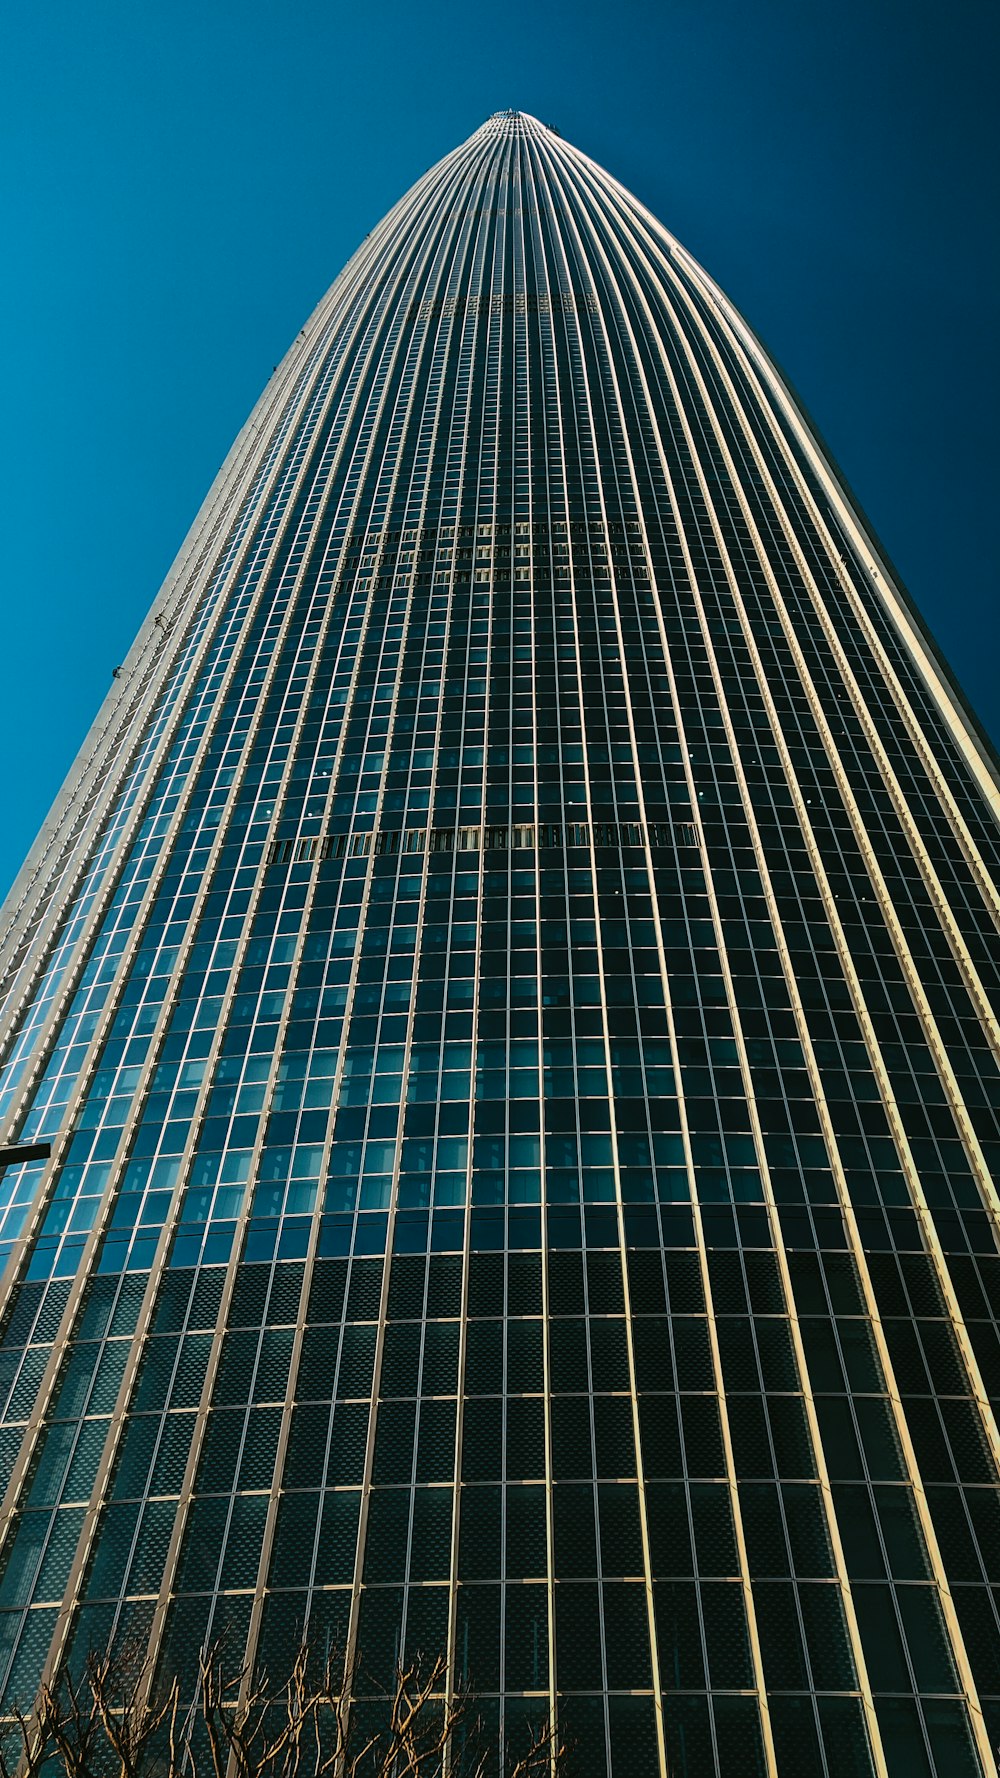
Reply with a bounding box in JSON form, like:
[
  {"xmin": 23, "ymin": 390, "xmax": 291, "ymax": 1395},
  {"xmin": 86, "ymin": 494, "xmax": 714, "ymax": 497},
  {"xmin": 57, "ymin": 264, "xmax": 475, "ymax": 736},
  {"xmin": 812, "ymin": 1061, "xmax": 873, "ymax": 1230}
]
[{"xmin": 0, "ymin": 105, "xmax": 999, "ymax": 1777}]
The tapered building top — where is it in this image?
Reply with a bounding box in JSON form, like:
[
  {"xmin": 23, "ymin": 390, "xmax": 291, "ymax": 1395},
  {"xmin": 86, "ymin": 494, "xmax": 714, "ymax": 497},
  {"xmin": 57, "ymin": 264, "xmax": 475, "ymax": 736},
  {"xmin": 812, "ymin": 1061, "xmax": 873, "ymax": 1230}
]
[{"xmin": 0, "ymin": 116, "xmax": 998, "ymax": 1778}]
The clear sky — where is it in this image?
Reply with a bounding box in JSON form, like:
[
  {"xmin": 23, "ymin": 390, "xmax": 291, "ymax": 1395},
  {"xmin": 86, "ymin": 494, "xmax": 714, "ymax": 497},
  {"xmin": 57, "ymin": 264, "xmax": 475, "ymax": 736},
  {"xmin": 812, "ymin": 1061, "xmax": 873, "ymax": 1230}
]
[{"xmin": 2, "ymin": 0, "xmax": 997, "ymax": 902}]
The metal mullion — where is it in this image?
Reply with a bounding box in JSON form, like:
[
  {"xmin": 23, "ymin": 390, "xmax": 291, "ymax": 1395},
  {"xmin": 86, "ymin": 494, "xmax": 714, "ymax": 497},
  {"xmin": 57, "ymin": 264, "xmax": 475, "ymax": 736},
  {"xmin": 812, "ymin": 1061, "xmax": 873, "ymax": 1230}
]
[
  {"xmin": 509, "ymin": 129, "xmax": 556, "ymax": 1740},
  {"xmin": 214, "ymin": 164, "xmax": 497, "ymax": 1715},
  {"xmin": 715, "ymin": 631, "xmax": 999, "ymax": 1773},
  {"xmin": 297, "ymin": 1315, "xmax": 352, "ymax": 1616},
  {"xmin": 0, "ymin": 129, "xmax": 483, "ymax": 1351},
  {"xmin": 499, "ymin": 1197, "xmax": 509, "ymax": 1719},
  {"xmin": 0, "ymin": 542, "xmax": 329, "ymax": 1563},
  {"xmin": 562, "ymin": 163, "xmax": 960, "ymax": 1763},
  {"xmin": 443, "ymin": 974, "xmax": 473, "ymax": 1749},
  {"xmin": 565, "ymin": 139, "xmax": 863, "ymax": 1773},
  {"xmin": 0, "ymin": 130, "xmax": 477, "ymax": 1078},
  {"xmin": 516, "ymin": 132, "xmax": 561, "ymax": 1771},
  {"xmin": 601, "ymin": 219, "xmax": 993, "ymax": 1765},
  {"xmin": 438, "ymin": 140, "xmax": 521, "ymax": 1759},
  {"xmin": 343, "ymin": 154, "xmax": 498, "ymax": 1700},
  {"xmin": 23, "ymin": 364, "xmax": 402, "ymax": 1695},
  {"xmin": 664, "ymin": 507, "xmax": 890, "ymax": 1771},
  {"xmin": 376, "ymin": 161, "xmax": 507, "ymax": 632},
  {"xmin": 489, "ymin": 131, "xmax": 517, "ymax": 1741},
  {"xmin": 309, "ymin": 154, "xmax": 507, "ymax": 1705},
  {"xmin": 576, "ymin": 1180, "xmax": 611, "ymax": 1709},
  {"xmin": 351, "ymin": 132, "xmax": 498, "ymax": 555},
  {"xmin": 675, "ymin": 291, "xmax": 1000, "ymax": 938},
  {"xmin": 424, "ymin": 204, "xmax": 511, "ymax": 1709},
  {"xmin": 172, "ymin": 1313, "xmax": 277, "ymax": 1620},
  {"xmin": 526, "ymin": 138, "xmax": 611, "ymax": 1764},
  {"xmin": 561, "ymin": 147, "xmax": 994, "ymax": 1773},
  {"xmin": 430, "ymin": 161, "xmax": 492, "ymax": 578},
  {"xmin": 674, "ymin": 311, "xmax": 1000, "ymax": 1054},
  {"xmin": 0, "ymin": 308, "xmax": 363, "ymax": 1079},
  {"xmin": 382, "ymin": 137, "xmax": 502, "ymax": 522},
  {"xmin": 667, "ymin": 244, "xmax": 1000, "ymax": 826},
  {"xmin": 532, "ymin": 154, "xmax": 666, "ymax": 1757},
  {"xmin": 297, "ymin": 136, "xmax": 496, "ymax": 590},
  {"xmin": 38, "ymin": 184, "xmax": 467, "ymax": 1681},
  {"xmin": 444, "ymin": 997, "xmax": 475, "ymax": 1751},
  {"xmin": 668, "ymin": 597, "xmax": 889, "ymax": 1774},
  {"xmin": 404, "ymin": 172, "xmax": 488, "ymax": 546},
  {"xmin": 395, "ymin": 1200, "xmax": 438, "ymax": 1680},
  {"xmin": 593, "ymin": 192, "xmax": 1000, "ymax": 1483},
  {"xmin": 0, "ymin": 339, "xmax": 327, "ymax": 1013},
  {"xmin": 329, "ymin": 147, "xmax": 494, "ymax": 554},
  {"xmin": 336, "ymin": 855, "xmax": 437, "ymax": 1708},
  {"xmin": 139, "ymin": 513, "xmax": 400, "ymax": 1689},
  {"xmin": 532, "ymin": 810, "xmax": 590, "ymax": 1746},
  {"xmin": 0, "ymin": 335, "xmax": 374, "ymax": 1324},
  {"xmin": 560, "ymin": 145, "xmax": 1000, "ymax": 828},
  {"xmin": 362, "ymin": 164, "xmax": 482, "ymax": 539},
  {"xmin": 638, "ymin": 330, "xmax": 997, "ymax": 1768},
  {"xmin": 543, "ymin": 135, "xmax": 779, "ymax": 1778},
  {"xmin": 527, "ymin": 145, "xmax": 662, "ymax": 1778},
  {"xmin": 455, "ymin": 846, "xmax": 499, "ymax": 1735},
  {"xmin": 574, "ymin": 157, "xmax": 1000, "ymax": 915},
  {"xmin": 652, "ymin": 310, "xmax": 1000, "ymax": 1484},
  {"xmin": 125, "ymin": 158, "xmax": 495, "ymax": 1681}
]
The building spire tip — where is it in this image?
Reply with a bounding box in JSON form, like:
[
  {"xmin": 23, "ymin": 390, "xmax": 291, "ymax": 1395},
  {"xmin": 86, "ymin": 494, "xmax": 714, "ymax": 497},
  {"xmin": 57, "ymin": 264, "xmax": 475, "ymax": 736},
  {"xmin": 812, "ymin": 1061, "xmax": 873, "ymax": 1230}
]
[{"xmin": 483, "ymin": 108, "xmax": 548, "ymax": 135}]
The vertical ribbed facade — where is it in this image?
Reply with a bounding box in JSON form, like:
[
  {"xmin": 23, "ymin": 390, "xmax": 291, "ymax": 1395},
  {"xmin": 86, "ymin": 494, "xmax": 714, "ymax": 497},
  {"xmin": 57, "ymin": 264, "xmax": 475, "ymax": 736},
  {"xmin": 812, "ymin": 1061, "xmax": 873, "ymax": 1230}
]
[{"xmin": 1, "ymin": 110, "xmax": 999, "ymax": 1777}]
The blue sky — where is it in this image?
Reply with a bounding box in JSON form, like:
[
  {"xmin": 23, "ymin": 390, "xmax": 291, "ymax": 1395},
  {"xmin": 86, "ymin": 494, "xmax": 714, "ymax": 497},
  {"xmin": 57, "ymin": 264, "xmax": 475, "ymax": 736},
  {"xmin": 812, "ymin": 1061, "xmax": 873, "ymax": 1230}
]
[{"xmin": 2, "ymin": 0, "xmax": 997, "ymax": 900}]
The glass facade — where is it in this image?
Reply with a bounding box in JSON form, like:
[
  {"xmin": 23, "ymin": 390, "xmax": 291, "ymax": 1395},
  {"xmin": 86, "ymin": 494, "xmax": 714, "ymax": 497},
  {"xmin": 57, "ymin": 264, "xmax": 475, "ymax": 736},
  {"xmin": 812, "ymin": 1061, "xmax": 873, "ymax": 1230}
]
[{"xmin": 0, "ymin": 109, "xmax": 999, "ymax": 1777}]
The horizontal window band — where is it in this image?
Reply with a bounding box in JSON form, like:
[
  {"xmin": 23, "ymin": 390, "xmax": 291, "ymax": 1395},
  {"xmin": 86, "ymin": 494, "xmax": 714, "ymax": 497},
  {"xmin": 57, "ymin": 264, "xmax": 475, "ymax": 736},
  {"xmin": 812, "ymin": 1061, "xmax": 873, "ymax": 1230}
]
[
  {"xmin": 410, "ymin": 290, "xmax": 600, "ymax": 319},
  {"xmin": 265, "ymin": 819, "xmax": 701, "ymax": 868}
]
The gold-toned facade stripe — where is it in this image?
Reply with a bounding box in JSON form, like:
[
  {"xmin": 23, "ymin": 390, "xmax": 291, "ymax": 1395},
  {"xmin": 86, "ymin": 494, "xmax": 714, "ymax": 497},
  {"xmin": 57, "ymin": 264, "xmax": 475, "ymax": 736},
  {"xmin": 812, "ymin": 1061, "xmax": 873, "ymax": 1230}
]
[
  {"xmin": 642, "ymin": 284, "xmax": 1000, "ymax": 1475},
  {"xmin": 542, "ymin": 135, "xmax": 777, "ymax": 1778},
  {"xmin": 554, "ymin": 148, "xmax": 995, "ymax": 1763},
  {"xmin": 617, "ymin": 251, "xmax": 997, "ymax": 1771},
  {"xmin": 554, "ymin": 152, "xmax": 888, "ymax": 1772}
]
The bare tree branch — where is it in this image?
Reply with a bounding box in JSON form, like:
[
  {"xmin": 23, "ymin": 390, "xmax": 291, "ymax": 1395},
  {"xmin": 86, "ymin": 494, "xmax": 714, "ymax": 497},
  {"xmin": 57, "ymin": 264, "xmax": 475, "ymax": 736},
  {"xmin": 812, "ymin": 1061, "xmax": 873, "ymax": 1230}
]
[{"xmin": 0, "ymin": 1636, "xmax": 571, "ymax": 1778}]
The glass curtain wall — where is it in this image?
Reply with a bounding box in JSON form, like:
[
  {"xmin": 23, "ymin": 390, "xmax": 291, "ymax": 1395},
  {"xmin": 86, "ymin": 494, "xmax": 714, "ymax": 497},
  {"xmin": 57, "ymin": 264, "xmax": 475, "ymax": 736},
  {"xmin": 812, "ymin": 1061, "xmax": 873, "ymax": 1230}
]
[{"xmin": 0, "ymin": 110, "xmax": 999, "ymax": 1778}]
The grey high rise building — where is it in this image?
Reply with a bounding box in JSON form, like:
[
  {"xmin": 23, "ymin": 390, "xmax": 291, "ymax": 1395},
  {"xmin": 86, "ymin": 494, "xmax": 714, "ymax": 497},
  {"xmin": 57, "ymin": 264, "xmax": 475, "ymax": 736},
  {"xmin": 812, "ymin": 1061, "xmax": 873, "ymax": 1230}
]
[{"xmin": 1, "ymin": 110, "xmax": 1000, "ymax": 1778}]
